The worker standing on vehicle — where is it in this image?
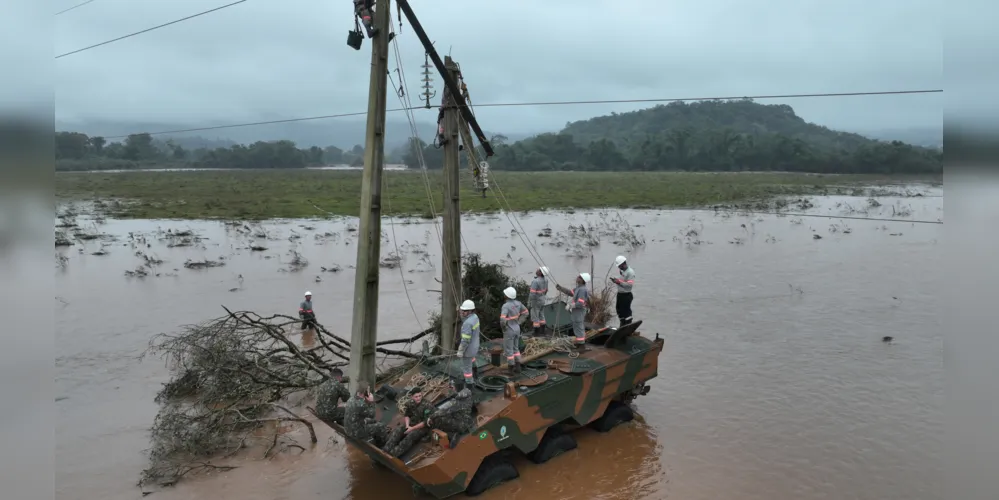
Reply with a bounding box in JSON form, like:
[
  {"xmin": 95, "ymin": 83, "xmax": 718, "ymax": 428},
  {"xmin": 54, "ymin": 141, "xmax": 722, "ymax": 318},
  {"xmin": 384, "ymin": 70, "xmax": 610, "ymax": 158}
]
[
  {"xmin": 500, "ymin": 287, "xmax": 528, "ymax": 374},
  {"xmin": 344, "ymin": 381, "xmax": 388, "ymax": 446},
  {"xmin": 528, "ymin": 267, "xmax": 550, "ymax": 336},
  {"xmin": 556, "ymin": 273, "xmax": 591, "ymax": 352},
  {"xmin": 610, "ymin": 256, "xmax": 636, "ymax": 327},
  {"xmin": 352, "ymin": 0, "xmax": 378, "ymax": 38},
  {"xmin": 299, "ymin": 291, "xmax": 317, "ymax": 331},
  {"xmin": 456, "ymin": 300, "xmax": 480, "ymax": 390}
]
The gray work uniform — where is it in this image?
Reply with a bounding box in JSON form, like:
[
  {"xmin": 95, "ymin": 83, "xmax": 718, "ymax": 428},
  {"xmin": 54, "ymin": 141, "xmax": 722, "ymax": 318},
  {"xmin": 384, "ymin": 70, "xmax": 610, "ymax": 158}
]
[
  {"xmin": 615, "ymin": 266, "xmax": 636, "ymax": 326},
  {"xmin": 528, "ymin": 276, "xmax": 549, "ymax": 330},
  {"xmin": 569, "ymin": 285, "xmax": 590, "ymax": 344},
  {"xmin": 500, "ymin": 299, "xmax": 528, "ymax": 365},
  {"xmin": 299, "ymin": 299, "xmax": 316, "ymax": 330},
  {"xmin": 457, "ymin": 313, "xmax": 480, "ymax": 385}
]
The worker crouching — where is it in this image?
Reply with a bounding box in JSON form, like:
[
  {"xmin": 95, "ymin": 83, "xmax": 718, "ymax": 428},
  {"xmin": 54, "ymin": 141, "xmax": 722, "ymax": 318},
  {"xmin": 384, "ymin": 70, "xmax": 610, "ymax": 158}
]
[
  {"xmin": 499, "ymin": 286, "xmax": 529, "ymax": 374},
  {"xmin": 556, "ymin": 273, "xmax": 591, "ymax": 352}
]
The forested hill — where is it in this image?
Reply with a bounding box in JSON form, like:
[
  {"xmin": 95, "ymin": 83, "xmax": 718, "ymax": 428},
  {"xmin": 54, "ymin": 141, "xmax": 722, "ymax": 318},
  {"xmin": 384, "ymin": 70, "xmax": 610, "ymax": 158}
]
[
  {"xmin": 562, "ymin": 99, "xmax": 870, "ymax": 150},
  {"xmin": 471, "ymin": 99, "xmax": 941, "ymax": 175}
]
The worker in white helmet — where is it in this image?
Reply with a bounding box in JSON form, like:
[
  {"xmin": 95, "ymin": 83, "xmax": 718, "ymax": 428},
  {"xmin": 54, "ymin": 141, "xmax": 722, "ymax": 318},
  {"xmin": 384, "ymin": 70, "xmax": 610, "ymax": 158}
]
[
  {"xmin": 528, "ymin": 267, "xmax": 550, "ymax": 336},
  {"xmin": 610, "ymin": 256, "xmax": 636, "ymax": 327},
  {"xmin": 455, "ymin": 300, "xmax": 480, "ymax": 391},
  {"xmin": 299, "ymin": 291, "xmax": 318, "ymax": 331},
  {"xmin": 499, "ymin": 287, "xmax": 529, "ymax": 374},
  {"xmin": 556, "ymin": 272, "xmax": 592, "ymax": 351}
]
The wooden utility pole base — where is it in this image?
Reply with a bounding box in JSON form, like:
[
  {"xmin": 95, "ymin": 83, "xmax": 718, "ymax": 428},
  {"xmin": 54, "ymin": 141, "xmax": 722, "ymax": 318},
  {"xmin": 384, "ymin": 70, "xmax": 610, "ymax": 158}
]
[
  {"xmin": 438, "ymin": 56, "xmax": 462, "ymax": 353},
  {"xmin": 348, "ymin": 0, "xmax": 392, "ymax": 395}
]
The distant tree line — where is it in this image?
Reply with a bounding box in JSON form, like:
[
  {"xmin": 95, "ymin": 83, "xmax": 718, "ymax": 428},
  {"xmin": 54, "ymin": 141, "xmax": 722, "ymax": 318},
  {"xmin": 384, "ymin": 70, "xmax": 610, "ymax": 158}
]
[
  {"xmin": 57, "ymin": 100, "xmax": 942, "ymax": 175},
  {"xmin": 400, "ymin": 100, "xmax": 942, "ymax": 175},
  {"xmin": 54, "ymin": 131, "xmax": 379, "ymax": 171}
]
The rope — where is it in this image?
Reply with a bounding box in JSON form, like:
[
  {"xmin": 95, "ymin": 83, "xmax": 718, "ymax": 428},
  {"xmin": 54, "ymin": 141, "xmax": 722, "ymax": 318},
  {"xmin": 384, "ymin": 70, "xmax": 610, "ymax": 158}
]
[
  {"xmin": 452, "ymin": 71, "xmax": 563, "ymax": 291},
  {"xmin": 388, "ymin": 31, "xmax": 466, "ymax": 371},
  {"xmin": 523, "ymin": 336, "xmax": 579, "ymax": 358},
  {"xmin": 383, "ymin": 160, "xmax": 425, "ymax": 331},
  {"xmin": 386, "ymin": 28, "xmax": 462, "ymax": 308},
  {"xmin": 407, "ymin": 372, "xmax": 453, "ymax": 402}
]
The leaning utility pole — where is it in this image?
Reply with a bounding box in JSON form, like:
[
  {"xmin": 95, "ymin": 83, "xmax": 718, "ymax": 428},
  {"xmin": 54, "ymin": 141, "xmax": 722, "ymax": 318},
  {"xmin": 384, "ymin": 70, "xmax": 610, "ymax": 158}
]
[
  {"xmin": 348, "ymin": 0, "xmax": 392, "ymax": 394},
  {"xmin": 438, "ymin": 56, "xmax": 462, "ymax": 352}
]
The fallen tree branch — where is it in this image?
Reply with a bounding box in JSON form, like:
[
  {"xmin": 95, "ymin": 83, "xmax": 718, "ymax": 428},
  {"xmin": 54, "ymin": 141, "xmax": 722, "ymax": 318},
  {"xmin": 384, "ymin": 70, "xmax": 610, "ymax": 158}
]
[
  {"xmin": 376, "ymin": 327, "xmax": 435, "ymax": 346},
  {"xmin": 138, "ymin": 307, "xmax": 421, "ymax": 489}
]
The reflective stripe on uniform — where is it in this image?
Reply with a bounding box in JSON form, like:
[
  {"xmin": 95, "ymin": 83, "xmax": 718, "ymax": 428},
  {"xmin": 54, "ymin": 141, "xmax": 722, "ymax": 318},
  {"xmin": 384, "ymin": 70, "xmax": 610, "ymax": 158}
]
[{"xmin": 461, "ymin": 321, "xmax": 479, "ymax": 339}]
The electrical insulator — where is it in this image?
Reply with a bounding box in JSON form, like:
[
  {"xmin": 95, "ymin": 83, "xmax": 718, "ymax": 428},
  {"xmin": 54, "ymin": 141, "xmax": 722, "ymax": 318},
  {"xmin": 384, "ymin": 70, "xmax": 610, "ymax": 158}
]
[{"xmin": 420, "ymin": 53, "xmax": 436, "ymax": 109}]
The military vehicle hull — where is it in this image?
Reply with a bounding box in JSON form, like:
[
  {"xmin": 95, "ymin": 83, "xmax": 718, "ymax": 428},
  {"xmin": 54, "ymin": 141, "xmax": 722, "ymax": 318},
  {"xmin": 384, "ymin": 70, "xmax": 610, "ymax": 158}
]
[{"xmin": 316, "ymin": 308, "xmax": 664, "ymax": 498}]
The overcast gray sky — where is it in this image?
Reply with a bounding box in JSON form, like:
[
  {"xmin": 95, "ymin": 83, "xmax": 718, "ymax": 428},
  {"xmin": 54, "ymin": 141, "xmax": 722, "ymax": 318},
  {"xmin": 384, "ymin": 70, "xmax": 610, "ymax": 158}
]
[{"xmin": 51, "ymin": 0, "xmax": 947, "ymax": 134}]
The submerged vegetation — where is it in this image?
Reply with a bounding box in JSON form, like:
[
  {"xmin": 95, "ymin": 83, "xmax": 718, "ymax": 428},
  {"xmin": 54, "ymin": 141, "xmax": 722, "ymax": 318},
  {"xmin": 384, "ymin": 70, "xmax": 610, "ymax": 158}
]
[{"xmin": 54, "ymin": 169, "xmax": 936, "ymax": 220}]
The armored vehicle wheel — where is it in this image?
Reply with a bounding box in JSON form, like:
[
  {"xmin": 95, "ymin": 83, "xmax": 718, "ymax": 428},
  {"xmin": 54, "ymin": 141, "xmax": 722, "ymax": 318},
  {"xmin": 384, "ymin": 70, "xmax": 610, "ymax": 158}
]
[
  {"xmin": 465, "ymin": 454, "xmax": 519, "ymax": 496},
  {"xmin": 527, "ymin": 428, "xmax": 577, "ymax": 464},
  {"xmin": 589, "ymin": 401, "xmax": 634, "ymax": 433}
]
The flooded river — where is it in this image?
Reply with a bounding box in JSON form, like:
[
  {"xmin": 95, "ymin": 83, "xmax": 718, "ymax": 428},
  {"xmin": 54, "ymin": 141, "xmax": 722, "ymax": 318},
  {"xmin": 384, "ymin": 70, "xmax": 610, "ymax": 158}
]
[{"xmin": 55, "ymin": 185, "xmax": 943, "ymax": 500}]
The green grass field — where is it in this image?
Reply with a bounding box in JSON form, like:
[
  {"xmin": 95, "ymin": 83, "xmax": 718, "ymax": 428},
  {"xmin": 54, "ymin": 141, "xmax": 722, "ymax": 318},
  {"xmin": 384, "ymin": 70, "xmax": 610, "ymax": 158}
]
[{"xmin": 54, "ymin": 169, "xmax": 939, "ymax": 220}]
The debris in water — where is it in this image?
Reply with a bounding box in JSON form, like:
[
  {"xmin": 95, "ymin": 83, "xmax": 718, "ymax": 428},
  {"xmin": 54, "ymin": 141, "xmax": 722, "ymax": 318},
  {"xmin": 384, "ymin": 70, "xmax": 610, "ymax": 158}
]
[
  {"xmin": 183, "ymin": 259, "xmax": 225, "ymax": 269},
  {"xmin": 125, "ymin": 267, "xmax": 150, "ymax": 277},
  {"xmin": 379, "ymin": 251, "xmax": 402, "ymax": 269},
  {"xmin": 813, "ymin": 234, "xmax": 822, "ymax": 239},
  {"xmin": 280, "ymin": 250, "xmax": 309, "ymax": 272},
  {"xmin": 55, "ymin": 232, "xmax": 73, "ymax": 247}
]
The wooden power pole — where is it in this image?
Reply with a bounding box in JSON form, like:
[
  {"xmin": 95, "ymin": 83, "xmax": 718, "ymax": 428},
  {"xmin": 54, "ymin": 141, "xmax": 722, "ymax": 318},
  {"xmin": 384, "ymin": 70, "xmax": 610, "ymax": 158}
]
[
  {"xmin": 348, "ymin": 0, "xmax": 392, "ymax": 394},
  {"xmin": 438, "ymin": 56, "xmax": 462, "ymax": 352}
]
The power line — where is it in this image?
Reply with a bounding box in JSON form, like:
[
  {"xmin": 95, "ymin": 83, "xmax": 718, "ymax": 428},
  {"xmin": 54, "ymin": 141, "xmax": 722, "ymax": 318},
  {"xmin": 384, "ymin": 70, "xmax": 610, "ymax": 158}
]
[
  {"xmin": 101, "ymin": 89, "xmax": 943, "ymax": 139},
  {"xmin": 469, "ymin": 89, "xmax": 943, "ymax": 109},
  {"xmin": 55, "ymin": 0, "xmax": 248, "ymax": 59},
  {"xmin": 105, "ymin": 110, "xmax": 376, "ymax": 139},
  {"xmin": 55, "ymin": 0, "xmax": 95, "ymax": 16}
]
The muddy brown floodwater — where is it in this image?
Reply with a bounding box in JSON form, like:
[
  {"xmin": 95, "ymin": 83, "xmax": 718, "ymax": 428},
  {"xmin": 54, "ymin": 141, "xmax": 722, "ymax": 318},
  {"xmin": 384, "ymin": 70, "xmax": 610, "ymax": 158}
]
[{"xmin": 55, "ymin": 185, "xmax": 943, "ymax": 500}]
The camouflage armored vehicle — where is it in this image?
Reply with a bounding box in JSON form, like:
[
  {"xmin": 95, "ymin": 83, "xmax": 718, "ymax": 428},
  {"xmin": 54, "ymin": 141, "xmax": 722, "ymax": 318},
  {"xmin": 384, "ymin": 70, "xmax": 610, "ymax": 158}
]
[{"xmin": 315, "ymin": 301, "xmax": 664, "ymax": 498}]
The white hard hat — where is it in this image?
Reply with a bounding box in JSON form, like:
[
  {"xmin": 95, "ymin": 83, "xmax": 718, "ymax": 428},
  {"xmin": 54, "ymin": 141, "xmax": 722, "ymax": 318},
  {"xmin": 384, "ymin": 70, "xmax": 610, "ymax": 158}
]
[
  {"xmin": 305, "ymin": 291, "xmax": 312, "ymax": 296},
  {"xmin": 503, "ymin": 287, "xmax": 517, "ymax": 299},
  {"xmin": 460, "ymin": 299, "xmax": 475, "ymax": 311},
  {"xmin": 539, "ymin": 266, "xmax": 550, "ymax": 277},
  {"xmin": 579, "ymin": 272, "xmax": 591, "ymax": 284},
  {"xmin": 614, "ymin": 255, "xmax": 627, "ymax": 266}
]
